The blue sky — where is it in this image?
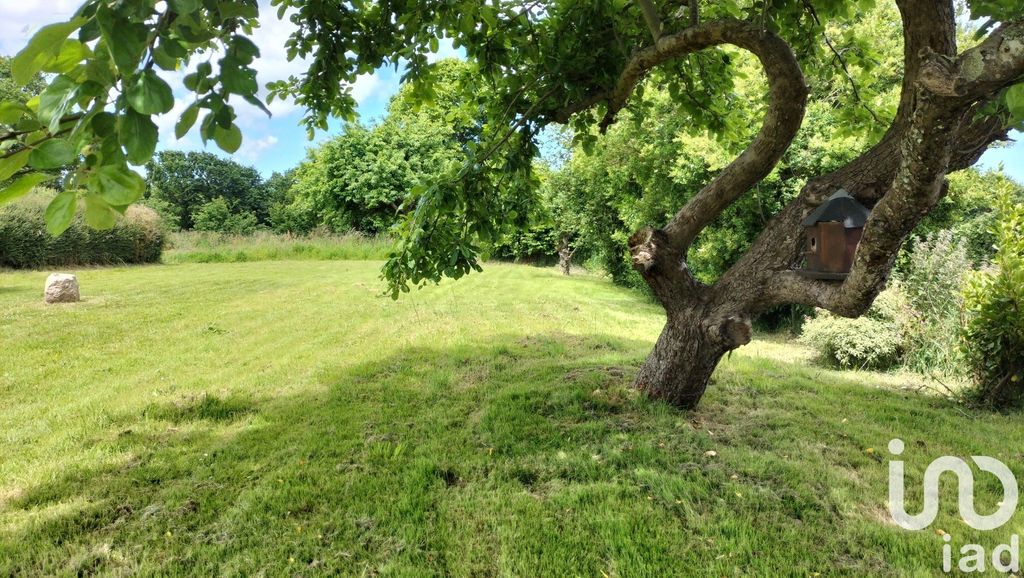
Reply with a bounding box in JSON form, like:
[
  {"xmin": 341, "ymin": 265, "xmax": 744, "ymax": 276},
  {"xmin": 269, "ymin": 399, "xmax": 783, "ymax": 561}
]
[{"xmin": 1, "ymin": 0, "xmax": 1020, "ymax": 181}]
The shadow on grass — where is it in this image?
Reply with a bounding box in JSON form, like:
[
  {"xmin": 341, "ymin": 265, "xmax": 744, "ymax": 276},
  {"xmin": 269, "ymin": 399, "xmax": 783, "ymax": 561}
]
[{"xmin": 1, "ymin": 333, "xmax": 1013, "ymax": 576}]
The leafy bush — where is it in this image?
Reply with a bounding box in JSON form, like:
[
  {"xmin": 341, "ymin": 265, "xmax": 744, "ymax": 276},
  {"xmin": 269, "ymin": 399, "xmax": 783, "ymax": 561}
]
[
  {"xmin": 490, "ymin": 224, "xmax": 559, "ymax": 263},
  {"xmin": 961, "ymin": 197, "xmax": 1024, "ymax": 407},
  {"xmin": 0, "ymin": 191, "xmax": 164, "ymax": 268},
  {"xmin": 269, "ymin": 200, "xmax": 316, "ymax": 235},
  {"xmin": 799, "ymin": 289, "xmax": 907, "ymax": 370},
  {"xmin": 284, "ymin": 60, "xmax": 476, "ymax": 236},
  {"xmin": 192, "ymin": 197, "xmax": 259, "ymax": 235},
  {"xmin": 899, "ymin": 230, "xmax": 972, "ymax": 375},
  {"xmin": 138, "ymin": 196, "xmax": 182, "ymax": 230}
]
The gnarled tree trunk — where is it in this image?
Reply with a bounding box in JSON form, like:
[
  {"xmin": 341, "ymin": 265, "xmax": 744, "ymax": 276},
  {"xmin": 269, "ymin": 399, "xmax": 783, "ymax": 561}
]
[{"xmin": 634, "ymin": 310, "xmax": 738, "ymax": 409}]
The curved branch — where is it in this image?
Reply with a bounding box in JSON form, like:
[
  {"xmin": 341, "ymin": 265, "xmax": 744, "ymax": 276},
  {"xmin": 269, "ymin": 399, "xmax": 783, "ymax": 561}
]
[
  {"xmin": 551, "ymin": 20, "xmax": 808, "ymax": 263},
  {"xmin": 953, "ymin": 20, "xmax": 1024, "ymax": 102},
  {"xmin": 598, "ymin": 21, "xmax": 806, "ymax": 132},
  {"xmin": 652, "ymin": 23, "xmax": 807, "ymax": 252}
]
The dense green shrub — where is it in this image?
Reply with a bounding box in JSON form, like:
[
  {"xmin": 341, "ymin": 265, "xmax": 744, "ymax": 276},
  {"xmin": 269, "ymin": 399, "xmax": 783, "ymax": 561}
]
[
  {"xmin": 0, "ymin": 192, "xmax": 164, "ymax": 268},
  {"xmin": 269, "ymin": 199, "xmax": 317, "ymax": 235},
  {"xmin": 192, "ymin": 197, "xmax": 259, "ymax": 235},
  {"xmin": 961, "ymin": 197, "xmax": 1024, "ymax": 407},
  {"xmin": 799, "ymin": 290, "xmax": 907, "ymax": 370},
  {"xmin": 899, "ymin": 230, "xmax": 971, "ymax": 375},
  {"xmin": 138, "ymin": 196, "xmax": 182, "ymax": 230},
  {"xmin": 490, "ymin": 224, "xmax": 559, "ymax": 263}
]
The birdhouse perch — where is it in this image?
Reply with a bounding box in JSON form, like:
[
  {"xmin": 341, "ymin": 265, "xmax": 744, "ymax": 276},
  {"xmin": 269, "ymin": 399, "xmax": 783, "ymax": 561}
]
[{"xmin": 798, "ymin": 189, "xmax": 870, "ymax": 280}]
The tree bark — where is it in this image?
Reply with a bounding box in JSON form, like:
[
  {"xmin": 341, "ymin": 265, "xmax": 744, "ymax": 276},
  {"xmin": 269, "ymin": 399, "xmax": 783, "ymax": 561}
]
[
  {"xmin": 634, "ymin": 307, "xmax": 749, "ymax": 409},
  {"xmin": 557, "ymin": 236, "xmax": 573, "ymax": 275}
]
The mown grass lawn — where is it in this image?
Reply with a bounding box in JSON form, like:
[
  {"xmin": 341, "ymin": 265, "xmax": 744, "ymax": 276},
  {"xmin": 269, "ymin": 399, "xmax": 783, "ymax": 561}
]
[{"xmin": 2, "ymin": 261, "xmax": 1022, "ymax": 576}]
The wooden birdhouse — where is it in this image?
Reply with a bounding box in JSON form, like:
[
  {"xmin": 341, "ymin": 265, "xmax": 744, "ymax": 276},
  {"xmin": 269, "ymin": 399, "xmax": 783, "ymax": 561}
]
[{"xmin": 799, "ymin": 189, "xmax": 870, "ymax": 280}]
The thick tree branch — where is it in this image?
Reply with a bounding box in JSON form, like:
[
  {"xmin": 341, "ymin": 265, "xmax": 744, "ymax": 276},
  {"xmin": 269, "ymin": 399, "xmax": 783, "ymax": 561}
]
[
  {"xmin": 628, "ymin": 227, "xmax": 701, "ymax": 310},
  {"xmin": 548, "ymin": 20, "xmax": 808, "ymax": 302},
  {"xmin": 658, "ymin": 24, "xmax": 807, "ymax": 253},
  {"xmin": 953, "ymin": 20, "xmax": 1024, "ymax": 101},
  {"xmin": 559, "ymin": 22, "xmax": 808, "ymax": 267},
  {"xmin": 772, "ymin": 95, "xmax": 959, "ymax": 316},
  {"xmin": 597, "ymin": 21, "xmax": 805, "ymax": 132},
  {"xmin": 891, "ymin": 0, "xmax": 957, "ymax": 122}
]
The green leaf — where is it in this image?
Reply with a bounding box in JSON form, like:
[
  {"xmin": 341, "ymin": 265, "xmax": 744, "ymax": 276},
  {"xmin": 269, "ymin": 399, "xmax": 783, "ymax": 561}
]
[
  {"xmin": 83, "ymin": 193, "xmax": 118, "ymax": 229},
  {"xmin": 1006, "ymin": 83, "xmax": 1024, "ymax": 123},
  {"xmin": 0, "ymin": 148, "xmax": 31, "ymax": 181},
  {"xmin": 96, "ymin": 6, "xmax": 147, "ymax": 76},
  {"xmin": 242, "ymin": 94, "xmax": 272, "ymax": 117},
  {"xmin": 90, "ymin": 112, "xmax": 117, "ymax": 138},
  {"xmin": 218, "ymin": 2, "xmax": 259, "ymax": 20},
  {"xmin": 151, "ymin": 40, "xmax": 180, "ymax": 72},
  {"xmin": 169, "ymin": 0, "xmax": 201, "ymax": 15},
  {"xmin": 220, "ymin": 59, "xmax": 258, "ymax": 95},
  {"xmin": 11, "ymin": 17, "xmax": 86, "ymax": 85},
  {"xmin": 119, "ymin": 109, "xmax": 159, "ymax": 165},
  {"xmin": 126, "ymin": 70, "xmax": 175, "ymax": 115},
  {"xmin": 0, "ymin": 101, "xmax": 31, "ymax": 124},
  {"xmin": 175, "ymin": 104, "xmax": 200, "ymax": 139},
  {"xmin": 29, "ymin": 139, "xmax": 76, "ymax": 169},
  {"xmin": 0, "ymin": 173, "xmax": 53, "ymax": 204},
  {"xmin": 37, "ymin": 75, "xmax": 79, "ymax": 133},
  {"xmin": 45, "ymin": 190, "xmax": 78, "ymax": 235},
  {"xmin": 41, "ymin": 39, "xmax": 92, "ymax": 74},
  {"xmin": 213, "ymin": 124, "xmax": 243, "ymax": 153},
  {"xmin": 88, "ymin": 165, "xmax": 145, "ymax": 206},
  {"xmin": 229, "ymin": 36, "xmax": 261, "ymax": 65}
]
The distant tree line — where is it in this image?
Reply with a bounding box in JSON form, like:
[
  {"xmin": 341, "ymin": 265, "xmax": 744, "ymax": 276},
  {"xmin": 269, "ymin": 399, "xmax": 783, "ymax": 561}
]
[{"xmin": 143, "ymin": 150, "xmax": 293, "ymax": 234}]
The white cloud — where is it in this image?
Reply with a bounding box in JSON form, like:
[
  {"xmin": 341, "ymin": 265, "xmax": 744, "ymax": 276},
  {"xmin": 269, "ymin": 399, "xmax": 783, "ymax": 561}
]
[
  {"xmin": 236, "ymin": 134, "xmax": 279, "ymax": 162},
  {"xmin": 0, "ymin": 0, "xmax": 79, "ymax": 55}
]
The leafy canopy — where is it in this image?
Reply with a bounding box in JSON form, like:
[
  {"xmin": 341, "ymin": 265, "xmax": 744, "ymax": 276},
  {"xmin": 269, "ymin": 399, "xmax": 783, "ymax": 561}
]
[{"xmin": 0, "ymin": 0, "xmax": 1021, "ymax": 296}]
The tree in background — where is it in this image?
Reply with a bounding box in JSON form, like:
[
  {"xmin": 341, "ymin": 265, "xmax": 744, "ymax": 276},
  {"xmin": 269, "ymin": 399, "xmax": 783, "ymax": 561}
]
[
  {"xmin": 282, "ymin": 59, "xmax": 490, "ymax": 235},
  {"xmin": 1, "ymin": 0, "xmax": 1022, "ymax": 409},
  {"xmin": 145, "ymin": 151, "xmax": 268, "ymax": 231},
  {"xmin": 912, "ymin": 168, "xmax": 1024, "ymax": 264},
  {"xmin": 0, "ymin": 56, "xmax": 47, "ymax": 110}
]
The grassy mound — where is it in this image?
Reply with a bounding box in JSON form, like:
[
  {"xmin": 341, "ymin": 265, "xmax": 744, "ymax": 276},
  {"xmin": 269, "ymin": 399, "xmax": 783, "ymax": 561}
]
[{"xmin": 1, "ymin": 262, "xmax": 1020, "ymax": 575}]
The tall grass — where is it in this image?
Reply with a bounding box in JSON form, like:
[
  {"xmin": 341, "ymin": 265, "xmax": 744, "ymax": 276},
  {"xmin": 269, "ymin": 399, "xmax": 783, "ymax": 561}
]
[{"xmin": 163, "ymin": 230, "xmax": 393, "ymax": 263}]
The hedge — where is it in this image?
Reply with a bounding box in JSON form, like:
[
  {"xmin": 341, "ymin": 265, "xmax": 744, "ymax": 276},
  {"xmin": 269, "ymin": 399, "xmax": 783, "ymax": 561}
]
[{"xmin": 0, "ymin": 192, "xmax": 165, "ymax": 269}]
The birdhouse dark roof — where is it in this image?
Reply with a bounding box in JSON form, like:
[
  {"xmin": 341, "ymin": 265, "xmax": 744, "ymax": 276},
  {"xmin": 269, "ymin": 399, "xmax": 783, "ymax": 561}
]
[{"xmin": 801, "ymin": 189, "xmax": 870, "ymax": 228}]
